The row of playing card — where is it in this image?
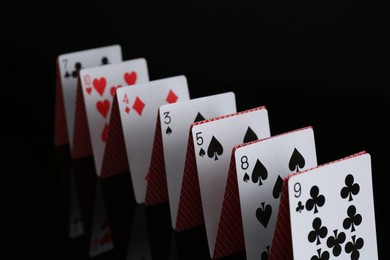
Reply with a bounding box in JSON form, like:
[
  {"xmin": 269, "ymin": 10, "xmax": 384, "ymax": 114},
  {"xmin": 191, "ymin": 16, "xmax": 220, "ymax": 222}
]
[{"xmin": 53, "ymin": 44, "xmax": 378, "ymax": 259}]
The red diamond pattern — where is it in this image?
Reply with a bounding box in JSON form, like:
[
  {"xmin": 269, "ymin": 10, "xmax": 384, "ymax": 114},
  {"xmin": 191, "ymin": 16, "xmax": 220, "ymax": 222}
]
[
  {"xmin": 132, "ymin": 96, "xmax": 145, "ymax": 116},
  {"xmin": 165, "ymin": 89, "xmax": 178, "ymax": 103},
  {"xmin": 125, "ymin": 106, "xmax": 130, "ymax": 114}
]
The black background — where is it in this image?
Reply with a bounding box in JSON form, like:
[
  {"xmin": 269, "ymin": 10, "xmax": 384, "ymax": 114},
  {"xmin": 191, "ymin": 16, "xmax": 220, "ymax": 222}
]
[{"xmin": 5, "ymin": 1, "xmax": 388, "ymax": 259}]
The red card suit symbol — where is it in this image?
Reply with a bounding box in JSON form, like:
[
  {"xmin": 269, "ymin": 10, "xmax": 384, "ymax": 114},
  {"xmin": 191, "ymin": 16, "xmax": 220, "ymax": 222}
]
[
  {"xmin": 93, "ymin": 77, "xmax": 107, "ymax": 96},
  {"xmin": 125, "ymin": 106, "xmax": 130, "ymax": 114},
  {"xmin": 110, "ymin": 85, "xmax": 121, "ymax": 97},
  {"xmin": 124, "ymin": 71, "xmax": 137, "ymax": 85},
  {"xmin": 101, "ymin": 123, "xmax": 109, "ymax": 142},
  {"xmin": 96, "ymin": 99, "xmax": 110, "ymax": 118},
  {"xmin": 166, "ymin": 89, "xmax": 178, "ymax": 103},
  {"xmin": 86, "ymin": 87, "xmax": 92, "ymax": 95},
  {"xmin": 132, "ymin": 96, "xmax": 145, "ymax": 116}
]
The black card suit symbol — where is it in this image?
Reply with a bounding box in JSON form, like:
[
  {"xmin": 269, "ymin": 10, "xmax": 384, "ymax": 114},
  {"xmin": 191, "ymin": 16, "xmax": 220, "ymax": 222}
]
[
  {"xmin": 343, "ymin": 205, "xmax": 362, "ymax": 232},
  {"xmin": 166, "ymin": 126, "xmax": 172, "ymax": 135},
  {"xmin": 308, "ymin": 217, "xmax": 328, "ymax": 245},
  {"xmin": 243, "ymin": 172, "xmax": 250, "ymax": 183},
  {"xmin": 199, "ymin": 148, "xmax": 205, "ymax": 157},
  {"xmin": 243, "ymin": 126, "xmax": 258, "ymax": 143},
  {"xmin": 310, "ymin": 248, "xmax": 330, "ymax": 260},
  {"xmin": 305, "ymin": 186, "xmax": 325, "ymax": 214},
  {"xmin": 261, "ymin": 245, "xmax": 270, "ymax": 260},
  {"xmin": 64, "ymin": 71, "xmax": 70, "ymax": 78},
  {"xmin": 251, "ymin": 159, "xmax": 268, "ymax": 186},
  {"xmin": 326, "ymin": 229, "xmax": 346, "ymax": 257},
  {"xmin": 340, "ymin": 174, "xmax": 360, "ymax": 202},
  {"xmin": 288, "ymin": 148, "xmax": 305, "ymax": 172},
  {"xmin": 207, "ymin": 136, "xmax": 223, "ymax": 160},
  {"xmin": 101, "ymin": 56, "xmax": 109, "ymax": 65},
  {"xmin": 345, "ymin": 235, "xmax": 364, "ymax": 260},
  {"xmin": 72, "ymin": 62, "xmax": 82, "ymax": 78},
  {"xmin": 193, "ymin": 112, "xmax": 205, "ymax": 123},
  {"xmin": 256, "ymin": 202, "xmax": 272, "ymax": 228},
  {"xmin": 272, "ymin": 175, "xmax": 284, "ymax": 199},
  {"xmin": 296, "ymin": 201, "xmax": 304, "ymax": 213}
]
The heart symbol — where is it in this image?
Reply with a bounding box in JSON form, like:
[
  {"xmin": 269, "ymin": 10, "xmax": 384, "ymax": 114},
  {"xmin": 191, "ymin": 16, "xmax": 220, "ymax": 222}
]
[
  {"xmin": 86, "ymin": 87, "xmax": 92, "ymax": 95},
  {"xmin": 96, "ymin": 99, "xmax": 110, "ymax": 118},
  {"xmin": 93, "ymin": 77, "xmax": 107, "ymax": 96},
  {"xmin": 110, "ymin": 85, "xmax": 121, "ymax": 97},
  {"xmin": 256, "ymin": 202, "xmax": 272, "ymax": 228},
  {"xmin": 124, "ymin": 71, "xmax": 137, "ymax": 85},
  {"xmin": 101, "ymin": 124, "xmax": 109, "ymax": 142}
]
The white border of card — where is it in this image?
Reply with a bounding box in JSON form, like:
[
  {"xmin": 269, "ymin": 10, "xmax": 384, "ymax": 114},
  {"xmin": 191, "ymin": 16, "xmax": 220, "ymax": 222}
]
[
  {"xmin": 116, "ymin": 75, "xmax": 190, "ymax": 204},
  {"xmin": 79, "ymin": 58, "xmax": 149, "ymax": 177},
  {"xmin": 191, "ymin": 106, "xmax": 271, "ymax": 258},
  {"xmin": 57, "ymin": 45, "xmax": 122, "ymax": 150},
  {"xmin": 234, "ymin": 126, "xmax": 317, "ymax": 260},
  {"xmin": 287, "ymin": 151, "xmax": 378, "ymax": 259},
  {"xmin": 159, "ymin": 92, "xmax": 237, "ymax": 229}
]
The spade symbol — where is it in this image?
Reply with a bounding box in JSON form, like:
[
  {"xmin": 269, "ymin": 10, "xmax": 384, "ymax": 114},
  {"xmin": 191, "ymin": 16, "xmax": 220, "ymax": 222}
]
[
  {"xmin": 261, "ymin": 246, "xmax": 270, "ymax": 260},
  {"xmin": 288, "ymin": 148, "xmax": 305, "ymax": 172},
  {"xmin": 199, "ymin": 148, "xmax": 205, "ymax": 157},
  {"xmin": 272, "ymin": 175, "xmax": 284, "ymax": 199},
  {"xmin": 256, "ymin": 202, "xmax": 272, "ymax": 228},
  {"xmin": 243, "ymin": 126, "xmax": 258, "ymax": 143},
  {"xmin": 243, "ymin": 172, "xmax": 250, "ymax": 183},
  {"xmin": 64, "ymin": 71, "xmax": 70, "ymax": 78},
  {"xmin": 194, "ymin": 112, "xmax": 205, "ymax": 123},
  {"xmin": 251, "ymin": 159, "xmax": 268, "ymax": 186},
  {"xmin": 166, "ymin": 126, "xmax": 172, "ymax": 135},
  {"xmin": 207, "ymin": 136, "xmax": 223, "ymax": 160}
]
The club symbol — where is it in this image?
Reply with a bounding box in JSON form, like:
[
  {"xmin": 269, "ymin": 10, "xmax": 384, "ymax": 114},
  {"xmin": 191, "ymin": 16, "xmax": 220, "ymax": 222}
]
[
  {"xmin": 243, "ymin": 172, "xmax": 250, "ymax": 183},
  {"xmin": 296, "ymin": 201, "xmax": 304, "ymax": 213},
  {"xmin": 207, "ymin": 136, "xmax": 223, "ymax": 160},
  {"xmin": 288, "ymin": 148, "xmax": 305, "ymax": 172},
  {"xmin": 261, "ymin": 245, "xmax": 270, "ymax": 260},
  {"xmin": 101, "ymin": 56, "xmax": 109, "ymax": 65},
  {"xmin": 308, "ymin": 217, "xmax": 328, "ymax": 245},
  {"xmin": 71, "ymin": 62, "xmax": 82, "ymax": 78},
  {"xmin": 310, "ymin": 248, "xmax": 330, "ymax": 260},
  {"xmin": 251, "ymin": 159, "xmax": 268, "ymax": 186},
  {"xmin": 343, "ymin": 205, "xmax": 362, "ymax": 232},
  {"xmin": 326, "ymin": 229, "xmax": 346, "ymax": 257},
  {"xmin": 243, "ymin": 126, "xmax": 258, "ymax": 143},
  {"xmin": 340, "ymin": 174, "xmax": 360, "ymax": 202},
  {"xmin": 345, "ymin": 235, "xmax": 364, "ymax": 260},
  {"xmin": 305, "ymin": 185, "xmax": 325, "ymax": 214}
]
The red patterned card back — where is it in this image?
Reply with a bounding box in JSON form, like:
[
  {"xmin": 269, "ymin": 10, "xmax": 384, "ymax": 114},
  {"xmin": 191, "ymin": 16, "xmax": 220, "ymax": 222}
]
[
  {"xmin": 175, "ymin": 131, "xmax": 205, "ymax": 231},
  {"xmin": 213, "ymin": 151, "xmax": 245, "ymax": 259},
  {"xmin": 100, "ymin": 95, "xmax": 130, "ymax": 179},
  {"xmin": 145, "ymin": 113, "xmax": 169, "ymax": 205},
  {"xmin": 54, "ymin": 61, "xmax": 69, "ymax": 146},
  {"xmin": 72, "ymin": 78, "xmax": 93, "ymax": 159}
]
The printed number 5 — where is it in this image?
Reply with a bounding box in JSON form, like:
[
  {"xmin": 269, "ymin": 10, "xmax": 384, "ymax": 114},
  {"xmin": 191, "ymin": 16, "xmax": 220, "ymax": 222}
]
[{"xmin": 196, "ymin": 132, "xmax": 203, "ymax": 146}]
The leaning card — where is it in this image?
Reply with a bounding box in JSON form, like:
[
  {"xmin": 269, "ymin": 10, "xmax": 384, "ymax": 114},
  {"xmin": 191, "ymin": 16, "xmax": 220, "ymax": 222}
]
[
  {"xmin": 288, "ymin": 151, "xmax": 378, "ymax": 259},
  {"xmin": 191, "ymin": 106, "xmax": 271, "ymax": 257},
  {"xmin": 234, "ymin": 126, "xmax": 317, "ymax": 260},
  {"xmin": 159, "ymin": 92, "xmax": 237, "ymax": 228},
  {"xmin": 116, "ymin": 75, "xmax": 190, "ymax": 204},
  {"xmin": 56, "ymin": 44, "xmax": 122, "ymax": 149},
  {"xmin": 79, "ymin": 58, "xmax": 149, "ymax": 176}
]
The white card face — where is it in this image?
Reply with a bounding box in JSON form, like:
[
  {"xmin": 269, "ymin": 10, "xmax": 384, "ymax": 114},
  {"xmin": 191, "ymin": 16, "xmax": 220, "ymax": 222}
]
[
  {"xmin": 89, "ymin": 184, "xmax": 113, "ymax": 257},
  {"xmin": 58, "ymin": 45, "xmax": 122, "ymax": 150},
  {"xmin": 116, "ymin": 75, "xmax": 190, "ymax": 204},
  {"xmin": 79, "ymin": 59, "xmax": 149, "ymax": 176},
  {"xmin": 159, "ymin": 92, "xmax": 237, "ymax": 229},
  {"xmin": 191, "ymin": 107, "xmax": 271, "ymax": 256},
  {"xmin": 288, "ymin": 152, "xmax": 378, "ymax": 259},
  {"xmin": 234, "ymin": 127, "xmax": 317, "ymax": 260}
]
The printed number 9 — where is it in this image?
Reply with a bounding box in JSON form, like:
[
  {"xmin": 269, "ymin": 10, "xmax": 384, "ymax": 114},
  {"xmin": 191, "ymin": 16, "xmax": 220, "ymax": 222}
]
[{"xmin": 294, "ymin": 182, "xmax": 301, "ymax": 198}]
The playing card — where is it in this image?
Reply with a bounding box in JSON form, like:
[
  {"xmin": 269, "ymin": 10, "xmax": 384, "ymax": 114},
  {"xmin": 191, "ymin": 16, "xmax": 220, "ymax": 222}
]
[
  {"xmin": 191, "ymin": 106, "xmax": 271, "ymax": 257},
  {"xmin": 78, "ymin": 58, "xmax": 149, "ymax": 176},
  {"xmin": 116, "ymin": 75, "xmax": 190, "ymax": 204},
  {"xmin": 89, "ymin": 183, "xmax": 113, "ymax": 257},
  {"xmin": 233, "ymin": 126, "xmax": 317, "ymax": 260},
  {"xmin": 158, "ymin": 92, "xmax": 237, "ymax": 228},
  {"xmin": 288, "ymin": 151, "xmax": 378, "ymax": 259},
  {"xmin": 55, "ymin": 45, "xmax": 122, "ymax": 149}
]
